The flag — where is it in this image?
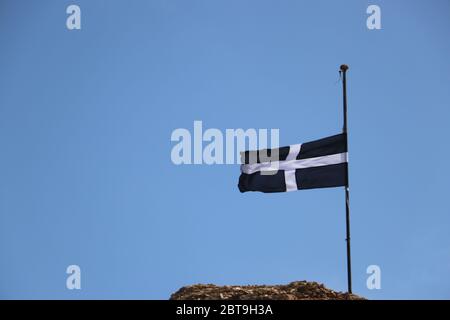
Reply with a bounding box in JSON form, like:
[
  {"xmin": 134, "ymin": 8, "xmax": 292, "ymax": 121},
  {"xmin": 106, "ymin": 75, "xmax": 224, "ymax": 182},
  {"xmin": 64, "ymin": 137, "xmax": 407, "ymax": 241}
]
[{"xmin": 238, "ymin": 133, "xmax": 348, "ymax": 193}]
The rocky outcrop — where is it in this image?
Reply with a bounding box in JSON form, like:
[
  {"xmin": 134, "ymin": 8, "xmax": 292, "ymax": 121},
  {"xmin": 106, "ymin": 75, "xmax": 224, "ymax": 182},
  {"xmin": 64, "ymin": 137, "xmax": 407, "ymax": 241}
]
[{"xmin": 170, "ymin": 281, "xmax": 365, "ymax": 300}]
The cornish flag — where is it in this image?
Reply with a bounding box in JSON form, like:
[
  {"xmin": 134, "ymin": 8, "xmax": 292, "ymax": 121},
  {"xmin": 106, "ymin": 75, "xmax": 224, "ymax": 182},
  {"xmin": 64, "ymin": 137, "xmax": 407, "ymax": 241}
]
[{"xmin": 238, "ymin": 133, "xmax": 348, "ymax": 193}]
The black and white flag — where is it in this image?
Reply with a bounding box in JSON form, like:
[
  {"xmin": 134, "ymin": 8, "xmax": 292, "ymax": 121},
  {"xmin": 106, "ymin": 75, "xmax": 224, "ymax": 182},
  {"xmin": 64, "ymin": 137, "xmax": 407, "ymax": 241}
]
[{"xmin": 238, "ymin": 133, "xmax": 348, "ymax": 193}]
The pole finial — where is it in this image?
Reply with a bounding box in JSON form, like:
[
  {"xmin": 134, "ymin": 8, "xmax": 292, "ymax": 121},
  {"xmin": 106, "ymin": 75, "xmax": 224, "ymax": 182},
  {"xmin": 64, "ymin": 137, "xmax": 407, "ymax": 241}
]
[{"xmin": 340, "ymin": 64, "xmax": 349, "ymax": 72}]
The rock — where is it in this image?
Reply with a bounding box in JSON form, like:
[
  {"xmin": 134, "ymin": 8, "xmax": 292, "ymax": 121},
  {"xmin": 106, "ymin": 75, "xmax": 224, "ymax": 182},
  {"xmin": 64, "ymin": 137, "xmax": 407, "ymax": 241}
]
[{"xmin": 170, "ymin": 281, "xmax": 365, "ymax": 300}]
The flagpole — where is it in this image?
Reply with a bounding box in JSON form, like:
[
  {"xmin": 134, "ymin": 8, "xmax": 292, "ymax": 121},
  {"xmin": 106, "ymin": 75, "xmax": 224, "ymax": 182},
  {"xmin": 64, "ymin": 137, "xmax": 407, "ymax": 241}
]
[{"xmin": 340, "ymin": 64, "xmax": 352, "ymax": 294}]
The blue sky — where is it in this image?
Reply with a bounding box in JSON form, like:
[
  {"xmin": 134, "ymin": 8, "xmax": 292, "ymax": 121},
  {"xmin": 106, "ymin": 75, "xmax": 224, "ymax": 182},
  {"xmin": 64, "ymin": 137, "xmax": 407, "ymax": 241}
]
[{"xmin": 1, "ymin": 0, "xmax": 450, "ymax": 299}]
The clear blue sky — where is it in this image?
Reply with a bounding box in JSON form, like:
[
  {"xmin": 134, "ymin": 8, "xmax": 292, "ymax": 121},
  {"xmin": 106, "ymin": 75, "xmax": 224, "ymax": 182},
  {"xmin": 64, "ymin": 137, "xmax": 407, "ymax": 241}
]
[{"xmin": 1, "ymin": 0, "xmax": 450, "ymax": 299}]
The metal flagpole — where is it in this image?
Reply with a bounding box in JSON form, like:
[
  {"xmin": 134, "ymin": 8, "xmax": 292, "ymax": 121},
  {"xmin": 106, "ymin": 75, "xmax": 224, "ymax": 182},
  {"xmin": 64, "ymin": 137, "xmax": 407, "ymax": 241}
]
[{"xmin": 340, "ymin": 64, "xmax": 352, "ymax": 294}]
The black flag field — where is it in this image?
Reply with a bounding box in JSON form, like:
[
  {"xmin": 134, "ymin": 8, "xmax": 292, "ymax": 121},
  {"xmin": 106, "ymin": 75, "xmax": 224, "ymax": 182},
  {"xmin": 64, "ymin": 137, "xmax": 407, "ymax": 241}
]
[{"xmin": 238, "ymin": 133, "xmax": 348, "ymax": 193}]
